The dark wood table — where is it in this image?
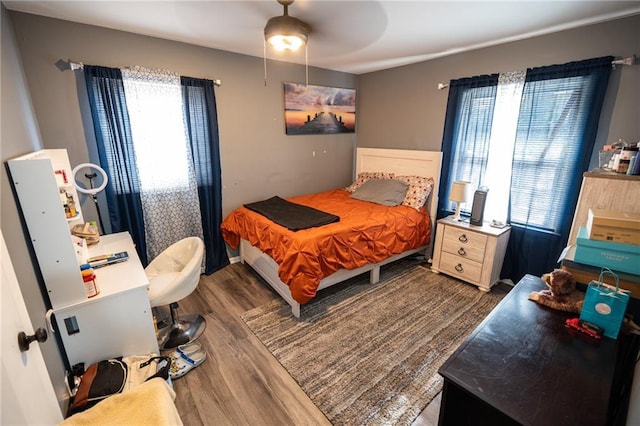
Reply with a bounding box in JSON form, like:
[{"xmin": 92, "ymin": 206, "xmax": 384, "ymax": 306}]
[{"xmin": 438, "ymin": 274, "xmax": 633, "ymax": 426}]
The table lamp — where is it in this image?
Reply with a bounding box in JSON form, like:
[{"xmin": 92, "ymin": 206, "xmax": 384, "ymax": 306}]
[{"xmin": 450, "ymin": 181, "xmax": 472, "ymax": 221}]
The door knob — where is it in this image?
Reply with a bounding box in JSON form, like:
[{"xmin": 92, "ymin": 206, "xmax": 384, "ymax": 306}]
[{"xmin": 18, "ymin": 328, "xmax": 48, "ymax": 352}]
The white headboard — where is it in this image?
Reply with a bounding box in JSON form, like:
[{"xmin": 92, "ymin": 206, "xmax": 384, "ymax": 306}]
[{"xmin": 355, "ymin": 147, "xmax": 442, "ymax": 229}]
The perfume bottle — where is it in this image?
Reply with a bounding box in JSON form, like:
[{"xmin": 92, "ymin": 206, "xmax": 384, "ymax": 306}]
[{"xmin": 66, "ymin": 192, "xmax": 77, "ymax": 218}]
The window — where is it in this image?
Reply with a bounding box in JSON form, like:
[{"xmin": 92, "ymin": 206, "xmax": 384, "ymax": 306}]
[
  {"xmin": 510, "ymin": 76, "xmax": 595, "ymax": 231},
  {"xmin": 439, "ymin": 56, "xmax": 613, "ymax": 280},
  {"xmin": 123, "ymin": 76, "xmax": 193, "ymax": 191},
  {"xmin": 83, "ymin": 65, "xmax": 230, "ymax": 274},
  {"xmin": 444, "ymin": 68, "xmax": 605, "ymax": 233},
  {"xmin": 449, "ymin": 89, "xmax": 496, "ymax": 194}
]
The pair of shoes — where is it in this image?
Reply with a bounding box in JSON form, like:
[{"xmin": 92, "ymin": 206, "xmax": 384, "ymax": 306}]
[
  {"xmin": 170, "ymin": 349, "xmax": 207, "ymax": 380},
  {"xmin": 170, "ymin": 341, "xmax": 201, "ymax": 361}
]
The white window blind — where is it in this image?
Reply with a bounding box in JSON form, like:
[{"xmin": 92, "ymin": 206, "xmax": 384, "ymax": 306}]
[
  {"xmin": 510, "ymin": 75, "xmax": 594, "ymax": 231},
  {"xmin": 447, "ymin": 69, "xmax": 598, "ymax": 233}
]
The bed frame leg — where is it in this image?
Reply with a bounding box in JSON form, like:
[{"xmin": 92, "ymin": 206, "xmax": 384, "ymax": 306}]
[
  {"xmin": 291, "ymin": 303, "xmax": 301, "ymax": 319},
  {"xmin": 370, "ymin": 266, "xmax": 380, "ymax": 284}
]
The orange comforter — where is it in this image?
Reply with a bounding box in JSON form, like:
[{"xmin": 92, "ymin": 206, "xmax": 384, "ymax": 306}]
[{"xmin": 221, "ymin": 189, "xmax": 431, "ymax": 305}]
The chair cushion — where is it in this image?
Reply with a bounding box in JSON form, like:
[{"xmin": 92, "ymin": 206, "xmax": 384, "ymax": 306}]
[
  {"xmin": 147, "ymin": 272, "xmax": 181, "ymax": 308},
  {"xmin": 145, "ymin": 237, "xmax": 205, "ymax": 308}
]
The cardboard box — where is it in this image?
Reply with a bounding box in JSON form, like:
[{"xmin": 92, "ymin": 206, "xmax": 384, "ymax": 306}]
[
  {"xmin": 575, "ymin": 227, "xmax": 640, "ymax": 275},
  {"xmin": 587, "ymin": 209, "xmax": 640, "ymax": 245}
]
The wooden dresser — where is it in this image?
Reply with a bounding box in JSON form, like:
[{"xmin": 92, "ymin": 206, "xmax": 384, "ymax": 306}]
[
  {"xmin": 562, "ymin": 171, "xmax": 640, "ymax": 296},
  {"xmin": 561, "ymin": 172, "xmax": 640, "ymax": 425},
  {"xmin": 438, "ymin": 274, "xmax": 637, "ymax": 426},
  {"xmin": 567, "ymin": 172, "xmax": 640, "ymax": 247}
]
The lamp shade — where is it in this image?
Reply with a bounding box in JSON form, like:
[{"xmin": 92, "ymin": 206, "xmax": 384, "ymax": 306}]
[
  {"xmin": 450, "ymin": 181, "xmax": 472, "ymax": 221},
  {"xmin": 450, "ymin": 181, "xmax": 472, "ymax": 203}
]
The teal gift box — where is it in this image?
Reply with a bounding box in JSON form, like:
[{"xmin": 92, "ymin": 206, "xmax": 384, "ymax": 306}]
[
  {"xmin": 575, "ymin": 227, "xmax": 640, "ymax": 275},
  {"xmin": 579, "ymin": 268, "xmax": 630, "ymax": 339}
]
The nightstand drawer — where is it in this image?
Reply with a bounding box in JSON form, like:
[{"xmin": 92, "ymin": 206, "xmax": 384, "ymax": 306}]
[
  {"xmin": 439, "ymin": 252, "xmax": 483, "ymax": 283},
  {"xmin": 442, "ymin": 227, "xmax": 487, "ymax": 263}
]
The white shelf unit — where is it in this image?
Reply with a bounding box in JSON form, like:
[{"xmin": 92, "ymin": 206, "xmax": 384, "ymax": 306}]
[
  {"xmin": 9, "ymin": 150, "xmax": 159, "ymax": 368},
  {"xmin": 8, "ymin": 149, "xmax": 87, "ymax": 308}
]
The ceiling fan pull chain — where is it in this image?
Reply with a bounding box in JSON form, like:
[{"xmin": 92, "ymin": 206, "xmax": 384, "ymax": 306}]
[
  {"xmin": 263, "ymin": 39, "xmax": 268, "ymax": 87},
  {"xmin": 304, "ymin": 43, "xmax": 309, "ymax": 86}
]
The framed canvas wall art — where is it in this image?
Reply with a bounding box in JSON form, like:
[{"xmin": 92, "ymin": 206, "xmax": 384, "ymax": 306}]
[{"xmin": 283, "ymin": 82, "xmax": 356, "ymax": 135}]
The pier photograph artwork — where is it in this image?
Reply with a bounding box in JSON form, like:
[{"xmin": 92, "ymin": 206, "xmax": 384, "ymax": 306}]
[{"xmin": 284, "ymin": 82, "xmax": 356, "ymax": 135}]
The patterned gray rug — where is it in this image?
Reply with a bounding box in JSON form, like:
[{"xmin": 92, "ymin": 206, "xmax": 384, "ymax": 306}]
[{"xmin": 241, "ymin": 260, "xmax": 507, "ymax": 425}]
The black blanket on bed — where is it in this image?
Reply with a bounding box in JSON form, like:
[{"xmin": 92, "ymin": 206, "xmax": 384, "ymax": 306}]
[{"xmin": 243, "ymin": 196, "xmax": 340, "ymax": 231}]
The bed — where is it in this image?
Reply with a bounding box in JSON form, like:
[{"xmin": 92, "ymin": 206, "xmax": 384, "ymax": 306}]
[{"xmin": 221, "ymin": 148, "xmax": 442, "ymax": 317}]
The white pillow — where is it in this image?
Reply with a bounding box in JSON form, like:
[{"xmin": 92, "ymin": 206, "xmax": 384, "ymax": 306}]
[{"xmin": 395, "ymin": 176, "xmax": 435, "ymax": 210}]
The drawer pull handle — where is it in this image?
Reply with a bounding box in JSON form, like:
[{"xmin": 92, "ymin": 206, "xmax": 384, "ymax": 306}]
[
  {"xmin": 455, "ymin": 263, "xmax": 464, "ymax": 273},
  {"xmin": 458, "ymin": 248, "xmax": 466, "ymax": 256},
  {"xmin": 458, "ymin": 234, "xmax": 468, "ymax": 243}
]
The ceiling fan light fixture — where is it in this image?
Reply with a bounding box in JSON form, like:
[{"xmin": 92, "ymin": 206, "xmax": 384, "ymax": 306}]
[
  {"xmin": 267, "ymin": 32, "xmax": 306, "ymax": 52},
  {"xmin": 264, "ymin": 0, "xmax": 310, "ymax": 52}
]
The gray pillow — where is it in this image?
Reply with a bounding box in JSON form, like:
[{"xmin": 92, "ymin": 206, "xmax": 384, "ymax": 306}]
[{"xmin": 350, "ymin": 178, "xmax": 409, "ymax": 206}]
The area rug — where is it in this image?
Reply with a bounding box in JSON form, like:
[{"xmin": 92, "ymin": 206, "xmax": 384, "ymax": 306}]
[{"xmin": 241, "ymin": 262, "xmax": 507, "ymax": 425}]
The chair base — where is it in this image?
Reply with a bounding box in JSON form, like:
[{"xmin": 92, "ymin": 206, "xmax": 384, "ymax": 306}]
[{"xmin": 158, "ymin": 313, "xmax": 206, "ymax": 350}]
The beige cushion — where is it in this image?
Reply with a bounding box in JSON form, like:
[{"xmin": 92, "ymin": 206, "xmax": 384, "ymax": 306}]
[
  {"xmin": 345, "ymin": 171, "xmax": 395, "ymax": 193},
  {"xmin": 350, "ymin": 178, "xmax": 409, "ymax": 206}
]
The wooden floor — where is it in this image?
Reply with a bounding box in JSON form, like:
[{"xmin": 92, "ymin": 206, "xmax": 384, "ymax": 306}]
[{"xmin": 169, "ymin": 261, "xmax": 441, "ymax": 426}]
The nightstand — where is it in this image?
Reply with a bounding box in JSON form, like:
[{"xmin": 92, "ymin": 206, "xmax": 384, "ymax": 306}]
[{"xmin": 431, "ymin": 216, "xmax": 511, "ymax": 291}]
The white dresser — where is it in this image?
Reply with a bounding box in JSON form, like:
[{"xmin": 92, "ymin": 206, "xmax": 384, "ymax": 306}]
[
  {"xmin": 8, "ymin": 149, "xmax": 158, "ymax": 368},
  {"xmin": 51, "ymin": 232, "xmax": 158, "ymax": 367},
  {"xmin": 431, "ymin": 216, "xmax": 511, "ymax": 291}
]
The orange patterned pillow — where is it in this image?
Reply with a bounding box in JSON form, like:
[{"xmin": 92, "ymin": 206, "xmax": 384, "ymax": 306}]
[
  {"xmin": 396, "ymin": 176, "xmax": 435, "ymax": 210},
  {"xmin": 345, "ymin": 172, "xmax": 395, "ymax": 193}
]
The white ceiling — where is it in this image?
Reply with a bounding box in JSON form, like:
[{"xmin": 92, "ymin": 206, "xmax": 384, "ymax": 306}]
[{"xmin": 5, "ymin": 1, "xmax": 640, "ymax": 74}]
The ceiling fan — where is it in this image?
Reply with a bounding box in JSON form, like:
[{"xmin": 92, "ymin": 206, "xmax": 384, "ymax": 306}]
[
  {"xmin": 264, "ymin": 0, "xmax": 311, "ymax": 52},
  {"xmin": 262, "ymin": 0, "xmax": 313, "ymax": 85}
]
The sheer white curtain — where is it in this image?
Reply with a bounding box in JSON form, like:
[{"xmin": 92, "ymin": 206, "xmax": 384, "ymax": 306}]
[
  {"xmin": 481, "ymin": 70, "xmax": 525, "ymax": 224},
  {"xmin": 121, "ymin": 66, "xmax": 203, "ymax": 262}
]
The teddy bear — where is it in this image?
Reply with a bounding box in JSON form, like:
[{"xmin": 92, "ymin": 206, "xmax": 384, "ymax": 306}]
[{"xmin": 528, "ymin": 268, "xmax": 584, "ymax": 313}]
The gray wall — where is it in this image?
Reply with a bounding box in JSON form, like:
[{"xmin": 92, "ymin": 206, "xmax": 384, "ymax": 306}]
[
  {"xmin": 358, "ymin": 14, "xmax": 640, "ymax": 170},
  {"xmin": 8, "ymin": 11, "xmax": 358, "ymax": 222},
  {"xmin": 1, "ymin": 5, "xmax": 68, "ymax": 411}
]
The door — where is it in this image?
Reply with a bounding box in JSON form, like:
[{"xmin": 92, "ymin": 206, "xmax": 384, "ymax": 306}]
[{"xmin": 1, "ymin": 231, "xmax": 63, "ymax": 424}]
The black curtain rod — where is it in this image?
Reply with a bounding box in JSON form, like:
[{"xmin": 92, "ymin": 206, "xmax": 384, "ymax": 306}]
[
  {"xmin": 436, "ymin": 55, "xmax": 636, "ymax": 90},
  {"xmin": 66, "ymin": 60, "xmax": 222, "ymax": 87}
]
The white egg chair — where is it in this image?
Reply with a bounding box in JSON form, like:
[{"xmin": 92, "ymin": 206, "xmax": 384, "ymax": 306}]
[{"xmin": 146, "ymin": 237, "xmax": 205, "ymax": 350}]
